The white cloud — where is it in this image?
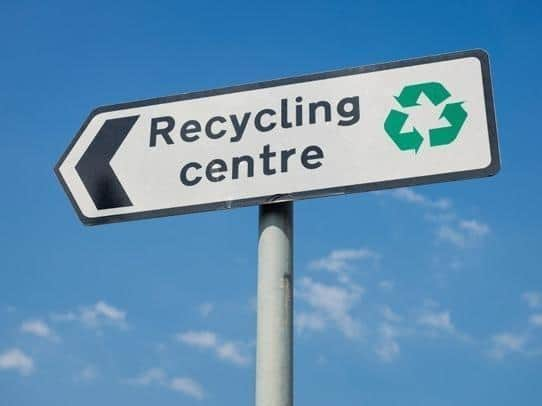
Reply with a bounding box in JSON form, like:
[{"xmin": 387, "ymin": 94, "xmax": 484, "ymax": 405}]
[
  {"xmin": 177, "ymin": 331, "xmax": 249, "ymax": 366},
  {"xmin": 378, "ymin": 280, "xmax": 394, "ymax": 292},
  {"xmin": 316, "ymin": 355, "xmax": 327, "ymax": 365},
  {"xmin": 169, "ymin": 377, "xmax": 205, "ymax": 400},
  {"xmin": 424, "ymin": 212, "xmax": 457, "ymax": 224},
  {"xmin": 296, "ymin": 277, "xmax": 362, "ymax": 339},
  {"xmin": 417, "ymin": 305, "xmax": 472, "ymax": 342},
  {"xmin": 381, "ymin": 306, "xmax": 402, "ymax": 323},
  {"xmin": 422, "ymin": 299, "xmax": 439, "ymax": 309},
  {"xmin": 489, "ymin": 333, "xmax": 527, "ymax": 359},
  {"xmin": 522, "ymin": 291, "xmax": 542, "ymax": 309},
  {"xmin": 81, "ymin": 301, "xmax": 126, "ymax": 327},
  {"xmin": 127, "ymin": 369, "xmax": 205, "ymax": 400},
  {"xmin": 459, "ymin": 220, "xmax": 490, "ymax": 236},
  {"xmin": 199, "ymin": 303, "xmax": 214, "ymax": 318},
  {"xmin": 389, "ymin": 188, "xmax": 451, "ymax": 210},
  {"xmin": 127, "ymin": 368, "xmax": 166, "ymax": 386},
  {"xmin": 20, "ymin": 320, "xmax": 58, "ymax": 341},
  {"xmin": 449, "ymin": 258, "xmax": 463, "ymax": 270},
  {"xmin": 216, "ymin": 342, "xmax": 250, "ymax": 366},
  {"xmin": 177, "ymin": 331, "xmax": 217, "ymax": 349},
  {"xmin": 375, "ymin": 339, "xmax": 400, "ymax": 362},
  {"xmin": 296, "ymin": 312, "xmax": 326, "ymax": 333},
  {"xmin": 0, "ymin": 348, "xmax": 34, "ymax": 376},
  {"xmin": 374, "ymin": 306, "xmax": 404, "ymax": 362},
  {"xmin": 375, "ymin": 301, "xmax": 478, "ymax": 362},
  {"xmin": 384, "ymin": 187, "xmax": 490, "ymax": 251},
  {"xmin": 302, "ymin": 247, "xmax": 377, "ymax": 339},
  {"xmin": 437, "ymin": 225, "xmax": 466, "ymax": 247},
  {"xmin": 309, "ymin": 248, "xmax": 377, "ymax": 273},
  {"xmin": 75, "ymin": 365, "xmax": 98, "ymax": 383},
  {"xmin": 50, "ymin": 311, "xmax": 77, "ymax": 322},
  {"xmin": 375, "ymin": 323, "xmax": 400, "ymax": 362},
  {"xmin": 529, "ymin": 314, "xmax": 542, "ymax": 327},
  {"xmin": 486, "ymin": 295, "xmax": 542, "ymax": 358},
  {"xmin": 418, "ymin": 310, "xmax": 455, "ymax": 333},
  {"xmin": 437, "ymin": 219, "xmax": 490, "ymax": 248},
  {"xmin": 52, "ymin": 301, "xmax": 127, "ymax": 330}
]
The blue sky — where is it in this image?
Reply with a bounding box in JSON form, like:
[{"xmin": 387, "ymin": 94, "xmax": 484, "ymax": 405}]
[{"xmin": 1, "ymin": 0, "xmax": 541, "ymax": 405}]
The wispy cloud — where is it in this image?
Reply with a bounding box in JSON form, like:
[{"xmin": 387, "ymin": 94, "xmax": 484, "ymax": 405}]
[
  {"xmin": 20, "ymin": 319, "xmax": 59, "ymax": 341},
  {"xmin": 4, "ymin": 305, "xmax": 16, "ymax": 313},
  {"xmin": 80, "ymin": 301, "xmax": 126, "ymax": 328},
  {"xmin": 488, "ymin": 333, "xmax": 528, "ymax": 359},
  {"xmin": 178, "ymin": 331, "xmax": 217, "ymax": 349},
  {"xmin": 51, "ymin": 301, "xmax": 127, "ymax": 330},
  {"xmin": 459, "ymin": 220, "xmax": 490, "ymax": 236},
  {"xmin": 0, "ymin": 348, "xmax": 34, "ymax": 376},
  {"xmin": 381, "ymin": 306, "xmax": 402, "ymax": 323},
  {"xmin": 169, "ymin": 377, "xmax": 205, "ymax": 400},
  {"xmin": 485, "ymin": 293, "xmax": 542, "ymax": 359},
  {"xmin": 198, "ymin": 302, "xmax": 214, "ymax": 318},
  {"xmin": 416, "ymin": 301, "xmax": 470, "ymax": 342},
  {"xmin": 522, "ymin": 291, "xmax": 542, "ymax": 309},
  {"xmin": 388, "ymin": 188, "xmax": 451, "ymax": 210},
  {"xmin": 374, "ymin": 306, "xmax": 406, "ymax": 362},
  {"xmin": 177, "ymin": 330, "xmax": 250, "ymax": 366},
  {"xmin": 302, "ymin": 241, "xmax": 492, "ymax": 363},
  {"xmin": 375, "ymin": 323, "xmax": 401, "ymax": 362},
  {"xmin": 75, "ymin": 365, "xmax": 98, "ymax": 383},
  {"xmin": 127, "ymin": 368, "xmax": 205, "ymax": 400},
  {"xmin": 296, "ymin": 277, "xmax": 362, "ymax": 339},
  {"xmin": 296, "ymin": 312, "xmax": 326, "ymax": 332},
  {"xmin": 216, "ymin": 342, "xmax": 250, "ymax": 366},
  {"xmin": 378, "ymin": 280, "xmax": 394, "ymax": 292},
  {"xmin": 126, "ymin": 367, "xmax": 166, "ymax": 386},
  {"xmin": 437, "ymin": 218, "xmax": 490, "ymax": 248},
  {"xmin": 382, "ymin": 187, "xmax": 490, "ymax": 249},
  {"xmin": 418, "ymin": 310, "xmax": 455, "ymax": 333},
  {"xmin": 309, "ymin": 248, "xmax": 378, "ymax": 273},
  {"xmin": 437, "ymin": 225, "xmax": 467, "ymax": 247},
  {"xmin": 529, "ymin": 314, "xmax": 542, "ymax": 328},
  {"xmin": 374, "ymin": 300, "xmax": 479, "ymax": 362}
]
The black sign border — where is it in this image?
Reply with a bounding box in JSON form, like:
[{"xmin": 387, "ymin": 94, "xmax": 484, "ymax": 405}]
[{"xmin": 55, "ymin": 49, "xmax": 500, "ymax": 226}]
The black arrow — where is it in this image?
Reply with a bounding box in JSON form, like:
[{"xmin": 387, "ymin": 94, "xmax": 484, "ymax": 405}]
[{"xmin": 76, "ymin": 116, "xmax": 139, "ymax": 210}]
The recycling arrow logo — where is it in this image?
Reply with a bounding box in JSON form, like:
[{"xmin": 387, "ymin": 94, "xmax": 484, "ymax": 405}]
[{"xmin": 384, "ymin": 82, "xmax": 468, "ymax": 153}]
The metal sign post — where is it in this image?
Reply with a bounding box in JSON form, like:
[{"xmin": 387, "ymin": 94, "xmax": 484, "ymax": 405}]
[{"xmin": 256, "ymin": 202, "xmax": 293, "ymax": 406}]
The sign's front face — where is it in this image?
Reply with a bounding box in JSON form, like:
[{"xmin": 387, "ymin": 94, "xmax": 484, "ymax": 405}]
[{"xmin": 56, "ymin": 50, "xmax": 499, "ymax": 225}]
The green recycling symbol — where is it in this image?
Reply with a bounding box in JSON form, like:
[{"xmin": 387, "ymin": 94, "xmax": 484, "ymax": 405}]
[{"xmin": 384, "ymin": 82, "xmax": 468, "ymax": 153}]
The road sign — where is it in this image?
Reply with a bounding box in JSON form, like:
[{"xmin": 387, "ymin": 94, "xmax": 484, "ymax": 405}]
[{"xmin": 55, "ymin": 49, "xmax": 499, "ymax": 225}]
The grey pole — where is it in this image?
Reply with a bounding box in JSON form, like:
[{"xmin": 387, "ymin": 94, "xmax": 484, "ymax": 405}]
[{"xmin": 256, "ymin": 202, "xmax": 293, "ymax": 406}]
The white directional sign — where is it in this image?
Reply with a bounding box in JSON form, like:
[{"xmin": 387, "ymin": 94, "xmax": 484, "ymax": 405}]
[{"xmin": 56, "ymin": 50, "xmax": 499, "ymax": 225}]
